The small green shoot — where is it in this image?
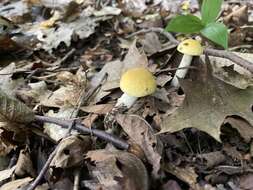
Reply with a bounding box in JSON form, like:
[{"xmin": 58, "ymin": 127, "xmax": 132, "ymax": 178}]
[{"xmin": 165, "ymin": 0, "xmax": 228, "ymax": 49}]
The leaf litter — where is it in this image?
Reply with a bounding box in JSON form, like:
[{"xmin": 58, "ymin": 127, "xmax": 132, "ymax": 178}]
[{"xmin": 0, "ymin": 0, "xmax": 253, "ymax": 189}]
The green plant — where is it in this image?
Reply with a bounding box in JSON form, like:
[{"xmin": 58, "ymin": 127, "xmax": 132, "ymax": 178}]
[{"xmin": 165, "ymin": 0, "xmax": 228, "ymax": 49}]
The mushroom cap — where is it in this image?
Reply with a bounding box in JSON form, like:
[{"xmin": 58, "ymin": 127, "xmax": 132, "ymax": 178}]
[
  {"xmin": 177, "ymin": 39, "xmax": 203, "ymax": 56},
  {"xmin": 120, "ymin": 67, "xmax": 156, "ymax": 97}
]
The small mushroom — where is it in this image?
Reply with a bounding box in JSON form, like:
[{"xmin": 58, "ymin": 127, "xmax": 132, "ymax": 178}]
[
  {"xmin": 116, "ymin": 67, "xmax": 156, "ymax": 108},
  {"xmin": 170, "ymin": 38, "xmax": 203, "ymax": 88}
]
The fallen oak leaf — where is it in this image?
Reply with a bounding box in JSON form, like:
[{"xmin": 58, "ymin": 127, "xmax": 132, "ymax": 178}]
[{"xmin": 161, "ymin": 59, "xmax": 253, "ymax": 142}]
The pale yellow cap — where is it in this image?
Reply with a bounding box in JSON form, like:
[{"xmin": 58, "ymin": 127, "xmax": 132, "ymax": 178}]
[
  {"xmin": 120, "ymin": 67, "xmax": 156, "ymax": 97},
  {"xmin": 177, "ymin": 39, "xmax": 203, "ymax": 56}
]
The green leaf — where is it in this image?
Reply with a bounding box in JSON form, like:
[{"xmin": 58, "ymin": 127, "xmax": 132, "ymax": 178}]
[
  {"xmin": 201, "ymin": 0, "xmax": 222, "ymax": 24},
  {"xmin": 165, "ymin": 15, "xmax": 204, "ymax": 34},
  {"xmin": 200, "ymin": 22, "xmax": 228, "ymax": 49}
]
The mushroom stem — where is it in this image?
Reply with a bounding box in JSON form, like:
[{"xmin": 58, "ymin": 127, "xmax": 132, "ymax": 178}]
[
  {"xmin": 115, "ymin": 93, "xmax": 138, "ymax": 108},
  {"xmin": 170, "ymin": 54, "xmax": 193, "ymax": 88}
]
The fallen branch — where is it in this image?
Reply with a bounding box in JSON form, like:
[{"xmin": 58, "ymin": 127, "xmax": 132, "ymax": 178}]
[
  {"xmin": 34, "ymin": 115, "xmax": 129, "ymax": 150},
  {"xmin": 127, "ymin": 27, "xmax": 253, "ymax": 74}
]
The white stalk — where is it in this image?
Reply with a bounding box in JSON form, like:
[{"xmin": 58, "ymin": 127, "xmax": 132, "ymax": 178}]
[
  {"xmin": 115, "ymin": 93, "xmax": 138, "ymax": 108},
  {"xmin": 170, "ymin": 54, "xmax": 193, "ymax": 88}
]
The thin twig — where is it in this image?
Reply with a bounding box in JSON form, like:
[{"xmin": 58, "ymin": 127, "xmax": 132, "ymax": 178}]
[
  {"xmin": 52, "ymin": 48, "xmax": 76, "ymax": 67},
  {"xmin": 73, "ymin": 169, "xmax": 80, "ymax": 190},
  {"xmin": 27, "ymin": 119, "xmax": 78, "ymax": 190},
  {"xmin": 34, "ymin": 115, "xmax": 129, "ymax": 150},
  {"xmin": 26, "ymin": 147, "xmax": 57, "ymax": 190},
  {"xmin": 204, "ymin": 48, "xmax": 253, "ymax": 72},
  {"xmin": 126, "ymin": 27, "xmax": 178, "ymax": 44},
  {"xmin": 128, "ymin": 27, "xmax": 253, "ymax": 74}
]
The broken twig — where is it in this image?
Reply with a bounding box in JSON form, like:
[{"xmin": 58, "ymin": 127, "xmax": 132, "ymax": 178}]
[{"xmin": 34, "ymin": 115, "xmax": 129, "ymax": 150}]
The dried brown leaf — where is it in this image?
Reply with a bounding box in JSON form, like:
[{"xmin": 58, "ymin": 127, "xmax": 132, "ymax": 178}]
[
  {"xmin": 0, "ymin": 177, "xmax": 33, "ymax": 190},
  {"xmin": 50, "ymin": 135, "xmax": 91, "ymax": 168},
  {"xmin": 164, "ymin": 163, "xmax": 200, "ymax": 190},
  {"xmin": 202, "ymin": 52, "xmax": 253, "ymax": 89},
  {"xmin": 116, "ymin": 114, "xmax": 162, "ymax": 177},
  {"xmin": 80, "ymin": 104, "xmax": 114, "ymax": 114},
  {"xmin": 224, "ymin": 117, "xmax": 253, "ymax": 143},
  {"xmin": 15, "ymin": 149, "xmax": 36, "ymax": 177},
  {"xmin": 85, "ymin": 150, "xmax": 149, "ymax": 190},
  {"xmin": 0, "ymin": 89, "xmax": 34, "ymax": 132},
  {"xmin": 0, "ymin": 130, "xmax": 17, "ymax": 156},
  {"xmin": 90, "ymin": 41, "xmax": 148, "ymax": 103},
  {"xmin": 0, "ymin": 166, "xmax": 15, "ymax": 183}
]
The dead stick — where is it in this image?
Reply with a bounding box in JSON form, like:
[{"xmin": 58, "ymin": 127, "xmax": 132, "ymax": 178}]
[
  {"xmin": 127, "ymin": 27, "xmax": 253, "ymax": 74},
  {"xmin": 26, "ymin": 148, "xmax": 57, "ymax": 190},
  {"xmin": 34, "ymin": 115, "xmax": 129, "ymax": 150}
]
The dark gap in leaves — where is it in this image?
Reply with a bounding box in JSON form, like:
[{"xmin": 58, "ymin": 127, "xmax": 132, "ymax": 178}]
[
  {"xmin": 63, "ymin": 149, "xmax": 70, "ymax": 155},
  {"xmin": 177, "ymin": 87, "xmax": 184, "ymax": 95},
  {"xmin": 115, "ymin": 159, "xmax": 123, "ymax": 170}
]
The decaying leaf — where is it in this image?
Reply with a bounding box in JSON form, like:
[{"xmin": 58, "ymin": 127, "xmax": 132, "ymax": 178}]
[
  {"xmin": 43, "ymin": 108, "xmax": 79, "ymax": 141},
  {"xmin": 0, "ymin": 89, "xmax": 35, "ymax": 132},
  {"xmin": 161, "ymin": 62, "xmax": 253, "ymax": 142},
  {"xmin": 90, "ymin": 41, "xmax": 148, "ymax": 103},
  {"xmin": 25, "ymin": 8, "xmax": 98, "ymax": 52},
  {"xmin": 164, "ymin": 163, "xmax": 201, "ymax": 190},
  {"xmin": 0, "ymin": 1, "xmax": 29, "ymax": 22},
  {"xmin": 116, "ymin": 114, "xmax": 163, "ymax": 177},
  {"xmin": 0, "ymin": 63, "xmax": 25, "ymax": 97},
  {"xmin": 50, "ymin": 135, "xmax": 91, "ymax": 168},
  {"xmin": 0, "ymin": 177, "xmax": 33, "ymax": 190},
  {"xmin": 202, "ymin": 52, "xmax": 253, "ymax": 89},
  {"xmin": 224, "ymin": 117, "xmax": 253, "ymax": 143},
  {"xmin": 0, "ymin": 130, "xmax": 17, "ymax": 156},
  {"xmin": 84, "ymin": 150, "xmax": 149, "ymax": 190},
  {"xmin": 0, "ymin": 166, "xmax": 15, "ymax": 183},
  {"xmin": 15, "ymin": 149, "xmax": 36, "ymax": 177}
]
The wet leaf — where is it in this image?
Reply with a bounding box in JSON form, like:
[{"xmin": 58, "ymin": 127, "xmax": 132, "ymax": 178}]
[{"xmin": 161, "ymin": 62, "xmax": 253, "ymax": 142}]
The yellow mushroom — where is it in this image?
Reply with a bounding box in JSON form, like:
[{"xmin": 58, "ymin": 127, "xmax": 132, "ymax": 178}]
[
  {"xmin": 171, "ymin": 38, "xmax": 203, "ymax": 88},
  {"xmin": 116, "ymin": 67, "xmax": 156, "ymax": 108}
]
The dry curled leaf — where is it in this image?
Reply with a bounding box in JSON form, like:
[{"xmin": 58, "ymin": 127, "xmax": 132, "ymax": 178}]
[
  {"xmin": 50, "ymin": 135, "xmax": 91, "ymax": 168},
  {"xmin": 116, "ymin": 114, "xmax": 163, "ymax": 177},
  {"xmin": 84, "ymin": 150, "xmax": 149, "ymax": 190},
  {"xmin": 0, "ymin": 89, "xmax": 34, "ymax": 132}
]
